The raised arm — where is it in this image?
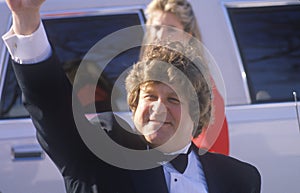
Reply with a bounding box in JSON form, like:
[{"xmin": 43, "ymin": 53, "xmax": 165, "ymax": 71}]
[
  {"xmin": 3, "ymin": 0, "xmax": 50, "ymax": 63},
  {"xmin": 3, "ymin": 0, "xmax": 99, "ymax": 176},
  {"xmin": 6, "ymin": 0, "xmax": 44, "ymax": 35}
]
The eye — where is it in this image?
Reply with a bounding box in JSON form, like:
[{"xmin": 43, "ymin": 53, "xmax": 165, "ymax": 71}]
[
  {"xmin": 144, "ymin": 94, "xmax": 157, "ymax": 101},
  {"xmin": 167, "ymin": 27, "xmax": 177, "ymax": 33},
  {"xmin": 154, "ymin": 25, "xmax": 161, "ymax": 31},
  {"xmin": 168, "ymin": 97, "xmax": 180, "ymax": 104}
]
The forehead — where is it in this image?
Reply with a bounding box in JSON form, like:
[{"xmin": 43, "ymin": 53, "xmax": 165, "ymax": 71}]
[
  {"xmin": 148, "ymin": 10, "xmax": 183, "ymax": 29},
  {"xmin": 140, "ymin": 82, "xmax": 180, "ymax": 96}
]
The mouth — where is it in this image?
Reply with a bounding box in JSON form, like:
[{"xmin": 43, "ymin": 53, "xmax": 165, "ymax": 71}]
[
  {"xmin": 148, "ymin": 119, "xmax": 172, "ymax": 127},
  {"xmin": 149, "ymin": 118, "xmax": 170, "ymax": 123}
]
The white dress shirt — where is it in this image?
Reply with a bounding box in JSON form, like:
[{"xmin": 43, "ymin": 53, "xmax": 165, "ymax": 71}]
[
  {"xmin": 2, "ymin": 22, "xmax": 208, "ymax": 193},
  {"xmin": 163, "ymin": 143, "xmax": 208, "ymax": 193}
]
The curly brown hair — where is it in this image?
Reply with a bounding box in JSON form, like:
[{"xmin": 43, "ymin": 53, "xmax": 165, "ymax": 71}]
[{"xmin": 125, "ymin": 43, "xmax": 212, "ymax": 137}]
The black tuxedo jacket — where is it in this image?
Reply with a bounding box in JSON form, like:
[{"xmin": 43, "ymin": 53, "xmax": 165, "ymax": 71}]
[{"xmin": 12, "ymin": 54, "xmax": 261, "ymax": 193}]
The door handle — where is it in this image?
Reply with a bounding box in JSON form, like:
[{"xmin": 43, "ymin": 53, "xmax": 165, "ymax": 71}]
[
  {"xmin": 11, "ymin": 144, "xmax": 44, "ymax": 161},
  {"xmin": 293, "ymin": 92, "xmax": 300, "ymax": 133}
]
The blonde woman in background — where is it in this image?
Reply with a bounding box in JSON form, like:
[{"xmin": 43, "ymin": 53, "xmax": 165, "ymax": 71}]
[{"xmin": 145, "ymin": 0, "xmax": 229, "ymax": 155}]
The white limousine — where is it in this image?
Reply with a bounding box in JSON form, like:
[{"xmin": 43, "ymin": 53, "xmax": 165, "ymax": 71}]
[{"xmin": 0, "ymin": 0, "xmax": 299, "ymax": 192}]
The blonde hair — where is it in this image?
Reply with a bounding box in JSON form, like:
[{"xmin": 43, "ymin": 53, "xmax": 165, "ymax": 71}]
[
  {"xmin": 125, "ymin": 43, "xmax": 212, "ymax": 137},
  {"xmin": 146, "ymin": 0, "xmax": 202, "ymax": 40}
]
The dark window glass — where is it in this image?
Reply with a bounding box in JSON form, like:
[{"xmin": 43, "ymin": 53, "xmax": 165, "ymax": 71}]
[
  {"xmin": 0, "ymin": 10, "xmax": 146, "ymax": 119},
  {"xmin": 227, "ymin": 5, "xmax": 300, "ymax": 103},
  {"xmin": 0, "ymin": 60, "xmax": 29, "ymax": 119}
]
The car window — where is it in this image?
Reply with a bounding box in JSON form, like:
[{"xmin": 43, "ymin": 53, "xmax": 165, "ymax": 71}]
[
  {"xmin": 0, "ymin": 57, "xmax": 28, "ymax": 119},
  {"xmin": 227, "ymin": 4, "xmax": 300, "ymax": 103},
  {"xmin": 0, "ymin": 9, "xmax": 146, "ymax": 119}
]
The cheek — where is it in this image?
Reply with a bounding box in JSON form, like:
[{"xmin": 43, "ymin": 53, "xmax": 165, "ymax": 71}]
[
  {"xmin": 174, "ymin": 105, "xmax": 192, "ymax": 126},
  {"xmin": 133, "ymin": 101, "xmax": 149, "ymax": 124},
  {"xmin": 170, "ymin": 106, "xmax": 183, "ymax": 123},
  {"xmin": 182, "ymin": 108, "xmax": 194, "ymax": 132}
]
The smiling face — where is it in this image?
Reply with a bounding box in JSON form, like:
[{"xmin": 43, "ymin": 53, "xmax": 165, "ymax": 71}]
[
  {"xmin": 133, "ymin": 82, "xmax": 194, "ymax": 152},
  {"xmin": 126, "ymin": 45, "xmax": 213, "ymax": 151}
]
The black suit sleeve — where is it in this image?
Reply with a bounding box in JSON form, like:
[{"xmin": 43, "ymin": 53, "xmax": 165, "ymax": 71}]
[{"xmin": 12, "ymin": 53, "xmax": 100, "ymax": 177}]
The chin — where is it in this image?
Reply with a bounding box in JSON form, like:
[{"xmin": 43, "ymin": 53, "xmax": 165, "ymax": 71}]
[{"xmin": 145, "ymin": 132, "xmax": 172, "ymax": 147}]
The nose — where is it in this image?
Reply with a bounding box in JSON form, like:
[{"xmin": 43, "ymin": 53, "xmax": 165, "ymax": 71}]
[
  {"xmin": 151, "ymin": 100, "xmax": 167, "ymax": 114},
  {"xmin": 153, "ymin": 28, "xmax": 162, "ymax": 41},
  {"xmin": 153, "ymin": 26, "xmax": 168, "ymax": 41}
]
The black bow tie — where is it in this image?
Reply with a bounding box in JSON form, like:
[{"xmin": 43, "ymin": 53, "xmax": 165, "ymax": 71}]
[{"xmin": 169, "ymin": 145, "xmax": 193, "ymax": 174}]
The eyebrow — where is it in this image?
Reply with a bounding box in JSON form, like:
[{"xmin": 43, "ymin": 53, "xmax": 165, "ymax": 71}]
[{"xmin": 141, "ymin": 85, "xmax": 179, "ymax": 97}]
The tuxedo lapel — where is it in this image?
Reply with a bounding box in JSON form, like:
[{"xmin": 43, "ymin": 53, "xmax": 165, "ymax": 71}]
[
  {"xmin": 196, "ymin": 149, "xmax": 229, "ymax": 193},
  {"xmin": 130, "ymin": 166, "xmax": 169, "ymax": 193}
]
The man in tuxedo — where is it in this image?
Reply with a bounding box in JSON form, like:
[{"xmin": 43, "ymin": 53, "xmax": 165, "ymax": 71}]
[{"xmin": 2, "ymin": 0, "xmax": 261, "ymax": 193}]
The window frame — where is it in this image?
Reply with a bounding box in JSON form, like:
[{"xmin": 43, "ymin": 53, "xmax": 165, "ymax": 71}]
[
  {"xmin": 0, "ymin": 6, "xmax": 146, "ymax": 119},
  {"xmin": 224, "ymin": 1, "xmax": 300, "ymax": 104}
]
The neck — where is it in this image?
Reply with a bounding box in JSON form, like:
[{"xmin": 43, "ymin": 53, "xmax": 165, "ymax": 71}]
[
  {"xmin": 153, "ymin": 141, "xmax": 192, "ymax": 154},
  {"xmin": 163, "ymin": 142, "xmax": 191, "ymax": 155}
]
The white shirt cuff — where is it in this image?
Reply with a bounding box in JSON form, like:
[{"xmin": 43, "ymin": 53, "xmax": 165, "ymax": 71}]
[{"xmin": 2, "ymin": 22, "xmax": 51, "ymax": 64}]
